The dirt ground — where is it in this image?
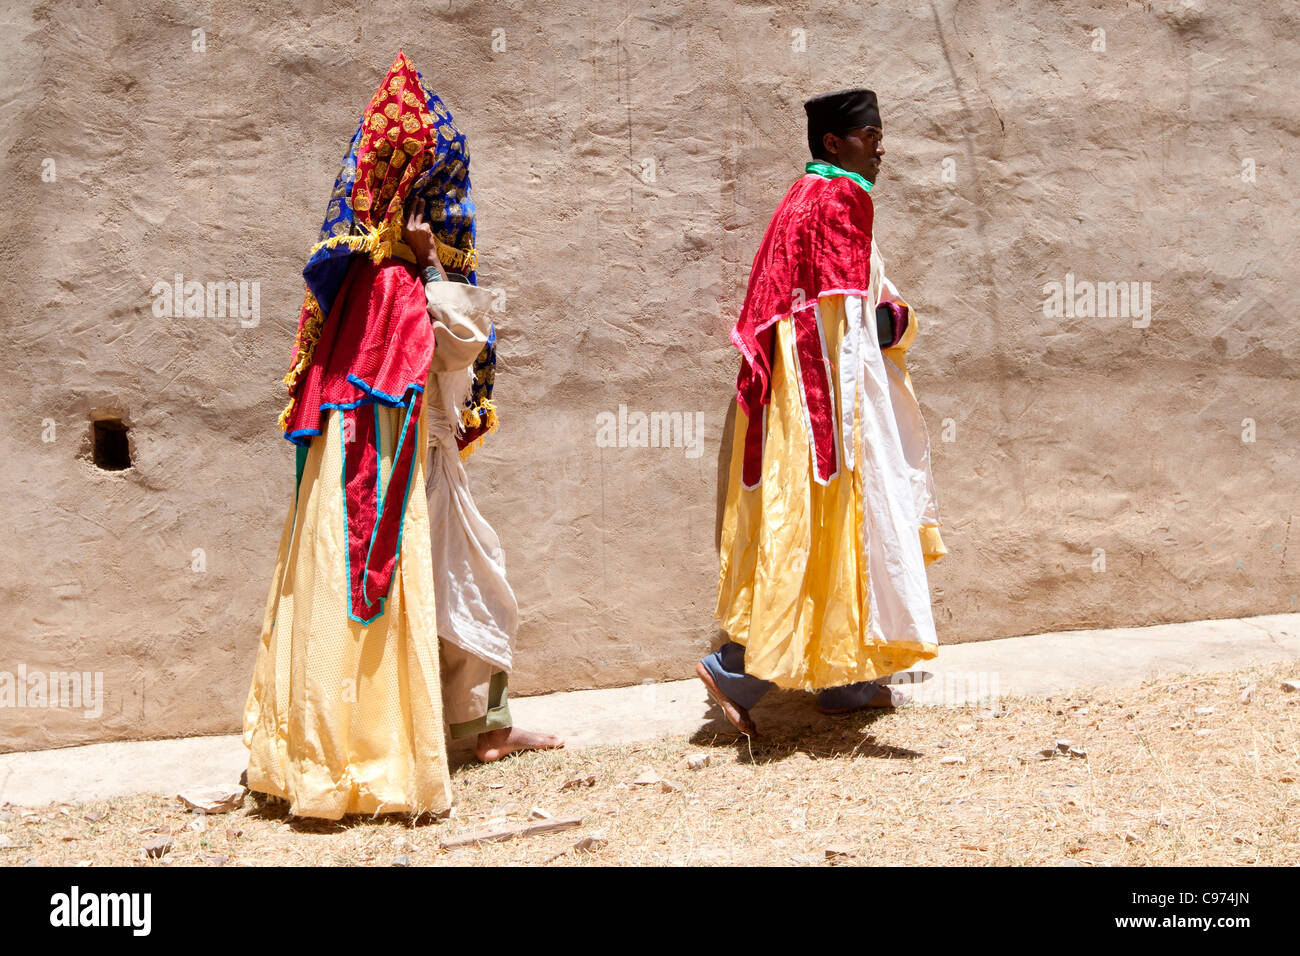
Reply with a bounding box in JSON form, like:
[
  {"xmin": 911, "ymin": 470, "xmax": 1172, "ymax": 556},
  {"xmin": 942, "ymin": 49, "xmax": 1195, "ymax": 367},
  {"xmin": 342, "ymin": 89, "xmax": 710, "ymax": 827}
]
[{"xmin": 3, "ymin": 662, "xmax": 1298, "ymax": 867}]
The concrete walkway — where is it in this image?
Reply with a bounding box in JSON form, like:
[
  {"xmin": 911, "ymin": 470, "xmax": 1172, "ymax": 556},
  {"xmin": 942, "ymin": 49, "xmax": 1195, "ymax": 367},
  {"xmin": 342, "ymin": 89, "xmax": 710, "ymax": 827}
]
[{"xmin": 2, "ymin": 613, "xmax": 1297, "ymax": 808}]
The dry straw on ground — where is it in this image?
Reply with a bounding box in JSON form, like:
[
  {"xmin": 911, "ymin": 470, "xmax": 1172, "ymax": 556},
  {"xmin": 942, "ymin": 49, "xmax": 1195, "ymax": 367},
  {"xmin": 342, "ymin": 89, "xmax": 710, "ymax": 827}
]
[{"xmin": 3, "ymin": 662, "xmax": 1298, "ymax": 866}]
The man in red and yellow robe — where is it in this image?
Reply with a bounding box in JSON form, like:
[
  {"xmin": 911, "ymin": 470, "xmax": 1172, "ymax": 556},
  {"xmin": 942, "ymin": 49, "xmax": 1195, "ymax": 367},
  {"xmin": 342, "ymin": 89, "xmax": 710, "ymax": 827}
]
[{"xmin": 699, "ymin": 89, "xmax": 947, "ymax": 736}]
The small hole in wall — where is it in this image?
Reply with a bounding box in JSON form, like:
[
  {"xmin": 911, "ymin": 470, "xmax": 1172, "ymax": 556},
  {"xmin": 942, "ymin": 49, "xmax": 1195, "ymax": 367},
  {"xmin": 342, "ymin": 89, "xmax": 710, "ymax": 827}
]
[{"xmin": 91, "ymin": 419, "xmax": 131, "ymax": 471}]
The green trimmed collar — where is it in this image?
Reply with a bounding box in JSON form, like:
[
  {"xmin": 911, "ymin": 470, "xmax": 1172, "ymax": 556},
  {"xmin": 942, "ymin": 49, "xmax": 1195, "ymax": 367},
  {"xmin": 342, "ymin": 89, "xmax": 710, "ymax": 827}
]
[{"xmin": 805, "ymin": 160, "xmax": 873, "ymax": 194}]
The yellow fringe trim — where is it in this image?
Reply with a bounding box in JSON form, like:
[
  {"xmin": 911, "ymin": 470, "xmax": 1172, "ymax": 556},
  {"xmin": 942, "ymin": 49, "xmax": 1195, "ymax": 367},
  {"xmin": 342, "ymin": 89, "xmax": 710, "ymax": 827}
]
[
  {"xmin": 310, "ymin": 217, "xmax": 403, "ymax": 265},
  {"xmin": 277, "ymin": 289, "xmax": 328, "ymax": 432},
  {"xmin": 390, "ymin": 239, "xmax": 417, "ymax": 264},
  {"xmin": 435, "ymin": 235, "xmax": 478, "ymax": 274},
  {"xmin": 459, "ymin": 398, "xmax": 497, "ymax": 432},
  {"xmin": 457, "ymin": 402, "xmax": 498, "ymax": 461}
]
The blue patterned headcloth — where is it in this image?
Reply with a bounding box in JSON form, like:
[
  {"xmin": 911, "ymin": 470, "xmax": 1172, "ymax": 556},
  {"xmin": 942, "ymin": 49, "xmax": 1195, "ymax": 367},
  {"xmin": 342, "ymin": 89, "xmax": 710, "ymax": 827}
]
[
  {"xmin": 284, "ymin": 58, "xmax": 497, "ymax": 456},
  {"xmin": 303, "ymin": 70, "xmax": 479, "ymax": 329}
]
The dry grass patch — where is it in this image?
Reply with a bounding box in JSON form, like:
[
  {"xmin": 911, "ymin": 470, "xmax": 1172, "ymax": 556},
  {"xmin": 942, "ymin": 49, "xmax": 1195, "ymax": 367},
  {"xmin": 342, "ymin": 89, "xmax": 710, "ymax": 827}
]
[{"xmin": 4, "ymin": 661, "xmax": 1299, "ymax": 866}]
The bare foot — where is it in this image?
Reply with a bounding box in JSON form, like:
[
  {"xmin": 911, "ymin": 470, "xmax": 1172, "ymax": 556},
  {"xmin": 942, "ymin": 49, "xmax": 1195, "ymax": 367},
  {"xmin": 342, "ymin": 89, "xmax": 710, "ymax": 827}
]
[
  {"xmin": 475, "ymin": 726, "xmax": 565, "ymax": 763},
  {"xmin": 696, "ymin": 660, "xmax": 758, "ymax": 737}
]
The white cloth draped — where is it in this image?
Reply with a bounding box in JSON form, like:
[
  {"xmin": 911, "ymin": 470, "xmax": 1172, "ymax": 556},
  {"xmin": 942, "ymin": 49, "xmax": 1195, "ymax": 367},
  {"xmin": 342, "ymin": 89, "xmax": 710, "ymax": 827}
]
[
  {"xmin": 423, "ymin": 283, "xmax": 517, "ymax": 673},
  {"xmin": 835, "ymin": 240, "xmax": 940, "ymax": 649}
]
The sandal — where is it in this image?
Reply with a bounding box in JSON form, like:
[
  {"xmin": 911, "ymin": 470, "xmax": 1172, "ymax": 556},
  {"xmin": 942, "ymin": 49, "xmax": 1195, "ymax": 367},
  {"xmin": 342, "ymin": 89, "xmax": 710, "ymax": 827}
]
[
  {"xmin": 696, "ymin": 660, "xmax": 758, "ymax": 737},
  {"xmin": 814, "ymin": 682, "xmax": 913, "ymax": 715}
]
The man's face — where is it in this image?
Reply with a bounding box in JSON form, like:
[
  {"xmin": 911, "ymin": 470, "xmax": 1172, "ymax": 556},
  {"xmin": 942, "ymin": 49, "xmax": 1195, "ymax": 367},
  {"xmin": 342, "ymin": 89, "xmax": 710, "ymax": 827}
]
[{"xmin": 824, "ymin": 126, "xmax": 885, "ymax": 181}]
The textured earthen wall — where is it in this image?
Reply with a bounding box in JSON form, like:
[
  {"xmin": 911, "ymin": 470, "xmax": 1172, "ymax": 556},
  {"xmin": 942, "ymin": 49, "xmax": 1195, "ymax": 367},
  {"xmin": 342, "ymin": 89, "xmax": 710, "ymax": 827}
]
[{"xmin": 2, "ymin": 0, "xmax": 1297, "ymax": 750}]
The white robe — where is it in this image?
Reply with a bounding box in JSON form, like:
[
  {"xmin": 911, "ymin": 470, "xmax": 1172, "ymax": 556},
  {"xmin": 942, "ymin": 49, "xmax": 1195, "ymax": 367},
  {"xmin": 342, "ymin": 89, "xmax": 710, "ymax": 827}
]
[
  {"xmin": 423, "ymin": 283, "xmax": 518, "ymax": 673},
  {"xmin": 835, "ymin": 239, "xmax": 941, "ymax": 650}
]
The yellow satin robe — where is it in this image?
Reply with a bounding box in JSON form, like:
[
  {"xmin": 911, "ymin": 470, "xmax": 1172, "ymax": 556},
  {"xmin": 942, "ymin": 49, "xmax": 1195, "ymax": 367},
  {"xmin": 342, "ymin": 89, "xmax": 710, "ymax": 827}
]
[
  {"xmin": 717, "ymin": 294, "xmax": 946, "ymax": 691},
  {"xmin": 243, "ymin": 400, "xmax": 452, "ymax": 820}
]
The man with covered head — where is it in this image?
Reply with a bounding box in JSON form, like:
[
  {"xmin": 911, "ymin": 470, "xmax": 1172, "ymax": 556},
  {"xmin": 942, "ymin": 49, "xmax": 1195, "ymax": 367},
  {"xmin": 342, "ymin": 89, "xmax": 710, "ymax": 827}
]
[
  {"xmin": 244, "ymin": 53, "xmax": 558, "ymax": 822},
  {"xmin": 698, "ymin": 89, "xmax": 948, "ymax": 736}
]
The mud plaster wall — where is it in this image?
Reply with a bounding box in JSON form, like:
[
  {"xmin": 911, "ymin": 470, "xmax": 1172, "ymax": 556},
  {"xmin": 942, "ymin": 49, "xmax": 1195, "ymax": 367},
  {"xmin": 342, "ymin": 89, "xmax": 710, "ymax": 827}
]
[{"xmin": 1, "ymin": 0, "xmax": 1297, "ymax": 751}]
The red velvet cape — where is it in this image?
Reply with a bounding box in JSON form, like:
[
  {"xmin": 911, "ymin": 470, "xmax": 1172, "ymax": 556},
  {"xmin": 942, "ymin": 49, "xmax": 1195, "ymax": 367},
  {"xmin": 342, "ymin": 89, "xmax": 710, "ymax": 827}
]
[
  {"xmin": 284, "ymin": 257, "xmax": 435, "ymax": 624},
  {"xmin": 730, "ymin": 173, "xmax": 874, "ymax": 486}
]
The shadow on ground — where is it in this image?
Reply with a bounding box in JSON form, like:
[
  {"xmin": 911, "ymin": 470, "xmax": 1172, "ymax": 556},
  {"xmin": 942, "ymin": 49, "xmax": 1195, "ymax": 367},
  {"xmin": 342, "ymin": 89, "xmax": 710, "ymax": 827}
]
[
  {"xmin": 245, "ymin": 791, "xmax": 452, "ymax": 832},
  {"xmin": 689, "ymin": 688, "xmax": 924, "ymax": 763}
]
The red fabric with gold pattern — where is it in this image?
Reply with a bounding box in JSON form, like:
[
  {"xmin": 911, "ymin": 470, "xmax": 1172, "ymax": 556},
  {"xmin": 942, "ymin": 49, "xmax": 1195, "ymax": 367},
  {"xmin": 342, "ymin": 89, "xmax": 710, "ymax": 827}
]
[
  {"xmin": 274, "ymin": 52, "xmax": 458, "ymax": 624},
  {"xmin": 351, "ymin": 52, "xmax": 441, "ymax": 239},
  {"xmin": 277, "ymin": 51, "xmax": 448, "ymax": 439}
]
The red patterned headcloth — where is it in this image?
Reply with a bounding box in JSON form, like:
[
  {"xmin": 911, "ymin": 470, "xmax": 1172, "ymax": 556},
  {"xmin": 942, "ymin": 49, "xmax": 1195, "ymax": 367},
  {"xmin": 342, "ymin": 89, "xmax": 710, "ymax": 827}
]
[
  {"xmin": 277, "ymin": 50, "xmax": 446, "ymax": 435},
  {"xmin": 351, "ymin": 51, "xmax": 441, "ymax": 242}
]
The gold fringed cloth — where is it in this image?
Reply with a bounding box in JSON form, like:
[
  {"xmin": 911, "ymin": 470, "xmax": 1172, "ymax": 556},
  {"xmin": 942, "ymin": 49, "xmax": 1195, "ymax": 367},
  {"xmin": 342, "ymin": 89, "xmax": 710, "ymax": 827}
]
[{"xmin": 243, "ymin": 399, "xmax": 451, "ymax": 820}]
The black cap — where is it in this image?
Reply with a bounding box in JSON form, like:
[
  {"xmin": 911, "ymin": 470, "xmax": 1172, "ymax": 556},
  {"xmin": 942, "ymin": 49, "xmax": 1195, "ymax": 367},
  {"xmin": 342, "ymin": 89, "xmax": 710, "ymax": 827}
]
[{"xmin": 804, "ymin": 89, "xmax": 881, "ymax": 158}]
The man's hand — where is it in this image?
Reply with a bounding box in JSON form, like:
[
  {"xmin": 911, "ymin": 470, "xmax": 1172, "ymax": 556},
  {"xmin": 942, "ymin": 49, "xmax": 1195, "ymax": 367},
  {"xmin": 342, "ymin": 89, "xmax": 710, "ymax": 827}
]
[{"xmin": 402, "ymin": 198, "xmax": 445, "ymax": 278}]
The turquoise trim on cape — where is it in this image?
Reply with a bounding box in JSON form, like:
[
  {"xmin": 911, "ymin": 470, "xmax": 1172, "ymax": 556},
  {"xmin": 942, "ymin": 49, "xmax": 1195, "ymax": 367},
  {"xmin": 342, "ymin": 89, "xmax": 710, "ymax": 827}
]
[{"xmin": 360, "ymin": 398, "xmax": 417, "ymax": 610}]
